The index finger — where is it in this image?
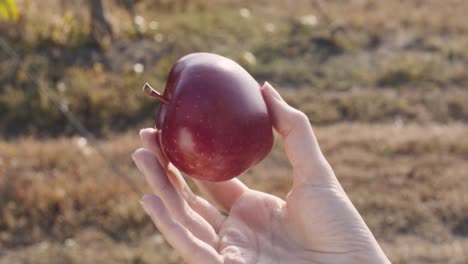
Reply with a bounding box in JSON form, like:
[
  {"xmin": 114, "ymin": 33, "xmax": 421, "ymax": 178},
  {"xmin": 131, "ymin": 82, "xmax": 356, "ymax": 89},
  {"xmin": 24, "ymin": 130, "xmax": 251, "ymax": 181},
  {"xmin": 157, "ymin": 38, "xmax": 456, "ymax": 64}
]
[
  {"xmin": 139, "ymin": 128, "xmax": 248, "ymax": 212},
  {"xmin": 261, "ymin": 82, "xmax": 338, "ymax": 189}
]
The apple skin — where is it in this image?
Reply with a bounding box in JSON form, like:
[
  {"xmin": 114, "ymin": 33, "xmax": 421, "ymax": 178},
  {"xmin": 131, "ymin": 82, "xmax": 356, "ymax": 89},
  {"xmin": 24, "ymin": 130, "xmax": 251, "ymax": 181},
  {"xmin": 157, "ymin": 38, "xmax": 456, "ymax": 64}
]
[{"xmin": 154, "ymin": 53, "xmax": 274, "ymax": 182}]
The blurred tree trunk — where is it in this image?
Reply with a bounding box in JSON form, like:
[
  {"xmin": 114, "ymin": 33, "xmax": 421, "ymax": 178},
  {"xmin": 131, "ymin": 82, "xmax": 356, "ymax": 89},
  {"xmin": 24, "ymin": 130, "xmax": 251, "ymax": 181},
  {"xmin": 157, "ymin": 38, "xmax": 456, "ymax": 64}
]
[
  {"xmin": 119, "ymin": 0, "xmax": 141, "ymax": 37},
  {"xmin": 89, "ymin": 0, "xmax": 113, "ymax": 48}
]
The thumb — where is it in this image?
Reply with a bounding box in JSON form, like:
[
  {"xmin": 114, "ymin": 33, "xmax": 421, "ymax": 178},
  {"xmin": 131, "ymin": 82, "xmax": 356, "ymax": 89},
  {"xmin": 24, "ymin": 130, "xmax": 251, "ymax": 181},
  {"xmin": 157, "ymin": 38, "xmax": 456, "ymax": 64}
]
[{"xmin": 261, "ymin": 82, "xmax": 337, "ymax": 188}]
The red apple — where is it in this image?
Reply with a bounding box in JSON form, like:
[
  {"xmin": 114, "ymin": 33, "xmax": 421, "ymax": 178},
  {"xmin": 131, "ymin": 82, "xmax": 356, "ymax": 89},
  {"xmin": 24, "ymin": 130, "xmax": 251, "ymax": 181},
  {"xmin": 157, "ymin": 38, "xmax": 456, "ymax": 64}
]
[{"xmin": 143, "ymin": 52, "xmax": 273, "ymax": 182}]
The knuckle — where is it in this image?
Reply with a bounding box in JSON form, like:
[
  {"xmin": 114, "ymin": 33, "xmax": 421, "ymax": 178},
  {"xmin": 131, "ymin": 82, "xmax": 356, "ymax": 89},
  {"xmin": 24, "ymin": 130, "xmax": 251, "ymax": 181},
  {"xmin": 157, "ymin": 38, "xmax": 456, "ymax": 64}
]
[
  {"xmin": 158, "ymin": 181, "xmax": 173, "ymax": 196},
  {"xmin": 278, "ymin": 109, "xmax": 309, "ymax": 136},
  {"xmin": 179, "ymin": 215, "xmax": 191, "ymax": 227},
  {"xmin": 178, "ymin": 204, "xmax": 197, "ymax": 227},
  {"xmin": 291, "ymin": 109, "xmax": 309, "ymax": 124},
  {"xmin": 287, "ymin": 110, "xmax": 310, "ymax": 132}
]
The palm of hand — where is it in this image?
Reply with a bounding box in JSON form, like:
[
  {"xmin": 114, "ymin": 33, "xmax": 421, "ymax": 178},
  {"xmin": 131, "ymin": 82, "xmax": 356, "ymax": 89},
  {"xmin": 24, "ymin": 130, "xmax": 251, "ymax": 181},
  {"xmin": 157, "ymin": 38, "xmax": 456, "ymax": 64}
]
[
  {"xmin": 216, "ymin": 187, "xmax": 376, "ymax": 264},
  {"xmin": 133, "ymin": 83, "xmax": 389, "ymax": 264},
  {"xmin": 216, "ymin": 190, "xmax": 290, "ymax": 264}
]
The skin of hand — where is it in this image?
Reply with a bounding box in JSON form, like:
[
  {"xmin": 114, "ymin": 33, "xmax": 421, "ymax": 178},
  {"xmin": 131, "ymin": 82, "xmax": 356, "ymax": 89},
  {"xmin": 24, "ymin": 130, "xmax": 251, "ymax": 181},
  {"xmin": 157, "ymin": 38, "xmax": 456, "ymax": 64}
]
[{"xmin": 132, "ymin": 82, "xmax": 391, "ymax": 264}]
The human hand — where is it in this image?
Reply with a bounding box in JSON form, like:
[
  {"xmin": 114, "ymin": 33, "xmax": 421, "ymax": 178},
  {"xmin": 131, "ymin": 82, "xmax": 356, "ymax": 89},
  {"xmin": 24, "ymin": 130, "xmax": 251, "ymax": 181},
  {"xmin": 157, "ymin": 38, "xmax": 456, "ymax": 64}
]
[{"xmin": 132, "ymin": 82, "xmax": 391, "ymax": 264}]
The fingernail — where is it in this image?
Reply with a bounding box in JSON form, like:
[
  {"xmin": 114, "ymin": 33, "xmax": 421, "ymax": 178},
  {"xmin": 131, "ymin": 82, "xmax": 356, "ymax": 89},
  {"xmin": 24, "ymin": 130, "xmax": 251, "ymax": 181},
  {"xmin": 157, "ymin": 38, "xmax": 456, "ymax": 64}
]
[
  {"xmin": 139, "ymin": 128, "xmax": 154, "ymax": 137},
  {"xmin": 131, "ymin": 151, "xmax": 139, "ymax": 163},
  {"xmin": 140, "ymin": 197, "xmax": 152, "ymax": 217},
  {"xmin": 132, "ymin": 151, "xmax": 144, "ymax": 172},
  {"xmin": 264, "ymin": 81, "xmax": 284, "ymax": 102}
]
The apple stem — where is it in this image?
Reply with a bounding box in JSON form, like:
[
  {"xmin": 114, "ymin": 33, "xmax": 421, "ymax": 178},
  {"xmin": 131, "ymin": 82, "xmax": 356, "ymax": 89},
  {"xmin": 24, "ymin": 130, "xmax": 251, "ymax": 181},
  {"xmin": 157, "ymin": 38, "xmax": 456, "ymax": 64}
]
[{"xmin": 142, "ymin": 82, "xmax": 169, "ymax": 104}]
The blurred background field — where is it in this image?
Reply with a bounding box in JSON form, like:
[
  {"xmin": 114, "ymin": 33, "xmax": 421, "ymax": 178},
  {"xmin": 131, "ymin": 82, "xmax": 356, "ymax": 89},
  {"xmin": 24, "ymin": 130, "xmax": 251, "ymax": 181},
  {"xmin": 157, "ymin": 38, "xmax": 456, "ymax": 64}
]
[{"xmin": 0, "ymin": 0, "xmax": 467, "ymax": 263}]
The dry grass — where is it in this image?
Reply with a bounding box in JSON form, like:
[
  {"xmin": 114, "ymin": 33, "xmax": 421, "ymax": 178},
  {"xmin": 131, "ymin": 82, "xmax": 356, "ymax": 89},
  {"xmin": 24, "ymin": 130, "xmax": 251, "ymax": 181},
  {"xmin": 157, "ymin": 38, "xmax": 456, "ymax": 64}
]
[
  {"xmin": 282, "ymin": 88, "xmax": 468, "ymax": 123},
  {"xmin": 2, "ymin": 0, "xmax": 468, "ymax": 263},
  {"xmin": 1, "ymin": 123, "xmax": 468, "ymax": 263}
]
